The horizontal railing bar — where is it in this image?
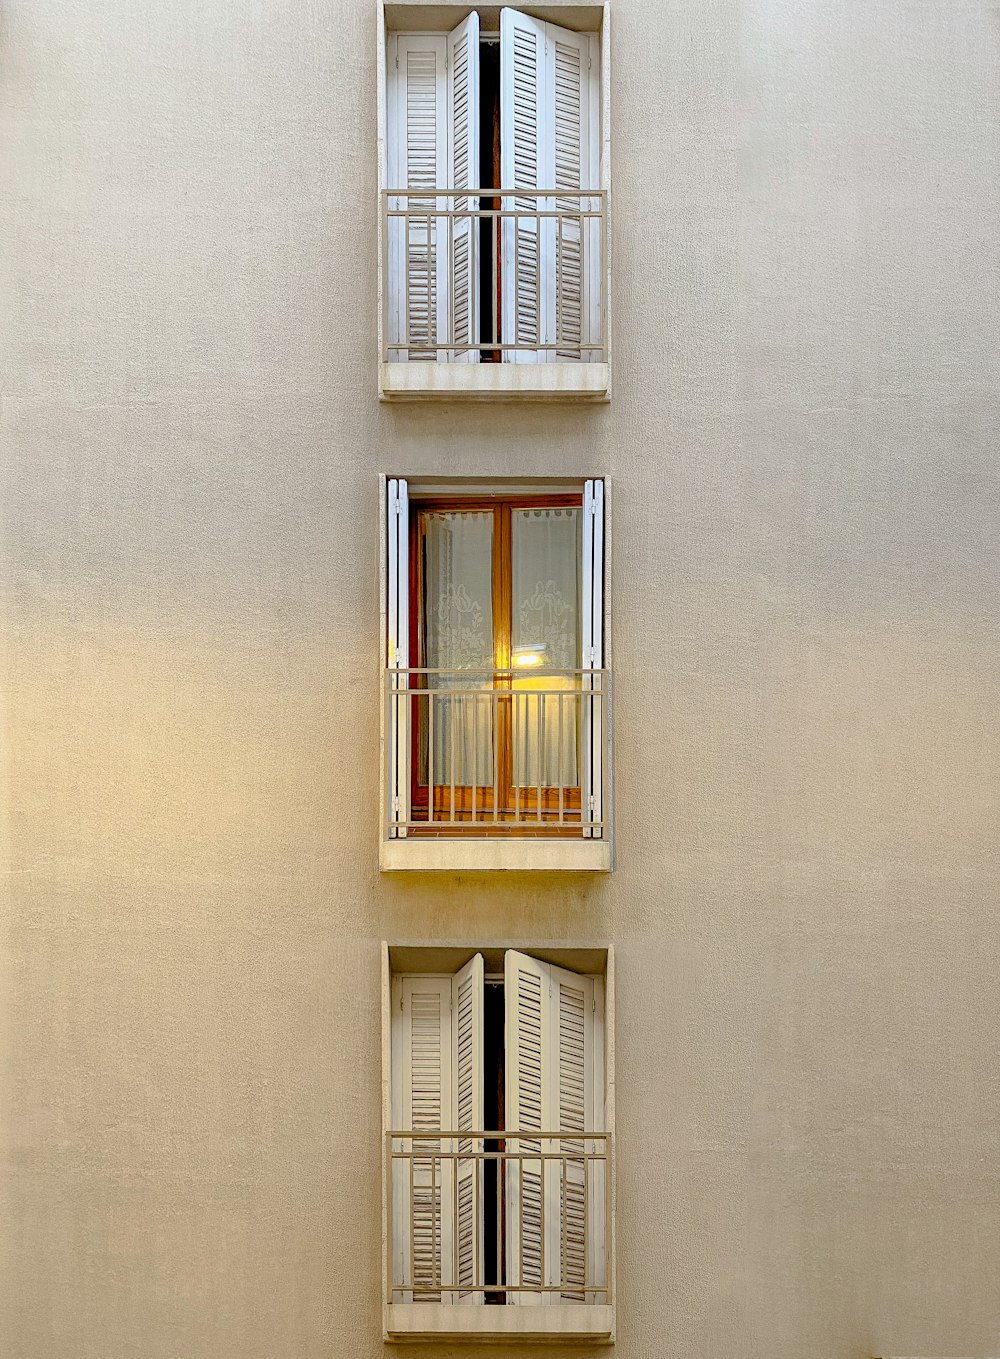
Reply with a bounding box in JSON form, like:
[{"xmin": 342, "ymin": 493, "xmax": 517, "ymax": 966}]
[
  {"xmin": 387, "ymin": 668, "xmax": 608, "ymax": 676},
  {"xmin": 384, "ymin": 187, "xmax": 606, "ymax": 197},
  {"xmin": 390, "ymin": 1152, "xmax": 606, "ymax": 1164},
  {"xmin": 389, "ymin": 1130, "xmax": 607, "ymax": 1139},
  {"xmin": 386, "ymin": 345, "xmax": 604, "ymax": 353},
  {"xmin": 386, "ymin": 211, "xmax": 603, "ymax": 222},
  {"xmin": 392, "ymin": 1285, "xmax": 608, "ymax": 1296}
]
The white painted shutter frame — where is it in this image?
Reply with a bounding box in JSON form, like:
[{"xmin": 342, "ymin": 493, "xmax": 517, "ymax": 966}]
[
  {"xmin": 504, "ymin": 951, "xmax": 605, "ymax": 1305},
  {"xmin": 387, "ymin": 479, "xmax": 409, "ymax": 837},
  {"xmin": 388, "ymin": 34, "xmax": 449, "ymax": 360},
  {"xmin": 391, "ymin": 975, "xmax": 455, "ymax": 1301},
  {"xmin": 451, "ymin": 954, "xmax": 485, "ymax": 1301},
  {"xmin": 500, "ymin": 12, "xmax": 598, "ymax": 362},
  {"xmin": 447, "ymin": 13, "xmax": 480, "ymax": 362},
  {"xmin": 582, "ymin": 479, "xmax": 605, "ymax": 838}
]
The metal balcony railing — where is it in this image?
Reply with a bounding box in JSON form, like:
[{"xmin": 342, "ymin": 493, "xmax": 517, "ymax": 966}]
[
  {"xmin": 384, "ymin": 668, "xmax": 609, "ymax": 837},
  {"xmin": 382, "ymin": 189, "xmax": 607, "ymax": 361},
  {"xmin": 386, "ymin": 1130, "xmax": 611, "ymax": 1305}
]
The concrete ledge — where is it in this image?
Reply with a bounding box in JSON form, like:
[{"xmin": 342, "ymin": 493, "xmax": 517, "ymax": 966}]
[
  {"xmin": 380, "ymin": 838, "xmax": 612, "ymax": 873},
  {"xmin": 379, "ymin": 362, "xmax": 611, "ymax": 402},
  {"xmin": 385, "ymin": 1303, "xmax": 614, "ymax": 1341}
]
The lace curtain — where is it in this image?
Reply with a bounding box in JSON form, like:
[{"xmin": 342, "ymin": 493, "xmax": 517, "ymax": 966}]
[
  {"xmin": 511, "ymin": 508, "xmax": 581, "ymax": 788},
  {"xmin": 423, "ymin": 511, "xmax": 495, "ymax": 787},
  {"xmin": 421, "ymin": 506, "xmax": 582, "ymax": 795}
]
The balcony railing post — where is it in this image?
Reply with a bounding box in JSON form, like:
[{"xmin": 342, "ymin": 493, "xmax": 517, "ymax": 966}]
[{"xmin": 385, "ymin": 1131, "xmax": 393, "ymax": 1302}]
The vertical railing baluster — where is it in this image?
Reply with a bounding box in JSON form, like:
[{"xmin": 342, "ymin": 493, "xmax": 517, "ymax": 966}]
[
  {"xmin": 452, "ymin": 1142, "xmax": 458, "ymax": 1298},
  {"xmin": 496, "ymin": 1146, "xmax": 502, "ymax": 1295},
  {"xmin": 449, "ymin": 690, "xmax": 456, "ymax": 826},
  {"xmin": 471, "ymin": 689, "xmax": 478, "ymax": 825},
  {"xmin": 535, "ymin": 205, "xmax": 541, "ymax": 352},
  {"xmin": 583, "ymin": 1140, "xmax": 590, "ymax": 1301},
  {"xmin": 516, "ymin": 701, "xmax": 524, "ymax": 826},
  {"xmin": 558, "ymin": 692, "xmax": 565, "ymax": 825},
  {"xmin": 492, "ymin": 688, "xmax": 499, "ymax": 824},
  {"xmin": 539, "ymin": 1138, "xmax": 545, "ymax": 1296},
  {"xmin": 408, "ymin": 1152, "xmax": 415, "ymax": 1297},
  {"xmin": 431, "ymin": 1152, "xmax": 438, "ymax": 1295},
  {"xmin": 386, "ymin": 1134, "xmax": 393, "ymax": 1301},
  {"xmin": 560, "ymin": 1152, "xmax": 567, "ymax": 1300},
  {"xmin": 427, "ymin": 690, "xmax": 435, "ymax": 825},
  {"xmin": 536, "ymin": 692, "xmax": 543, "ymax": 823}
]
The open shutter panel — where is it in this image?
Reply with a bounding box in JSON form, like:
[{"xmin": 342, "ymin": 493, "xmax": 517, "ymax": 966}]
[
  {"xmin": 504, "ymin": 951, "xmax": 603, "ymax": 1305},
  {"xmin": 550, "ymin": 26, "xmax": 593, "ymax": 359},
  {"xmin": 392, "ymin": 976, "xmax": 454, "ymax": 1301},
  {"xmin": 504, "ymin": 950, "xmax": 547, "ymax": 1303},
  {"xmin": 500, "ymin": 9, "xmax": 546, "ymax": 363},
  {"xmin": 501, "ymin": 12, "xmax": 598, "ymax": 362},
  {"xmin": 389, "ymin": 34, "xmax": 449, "ymax": 360},
  {"xmin": 451, "ymin": 955, "xmax": 485, "ymax": 1301},
  {"xmin": 582, "ymin": 479, "xmax": 605, "ymax": 838},
  {"xmin": 386, "ymin": 479, "xmax": 409, "ymax": 837},
  {"xmin": 447, "ymin": 13, "xmax": 480, "ymax": 362}
]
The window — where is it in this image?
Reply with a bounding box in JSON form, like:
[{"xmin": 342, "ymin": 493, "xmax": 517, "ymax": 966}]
[
  {"xmin": 382, "ymin": 477, "xmax": 610, "ymax": 870},
  {"xmin": 379, "ymin": 3, "xmax": 610, "ymax": 399},
  {"xmin": 383, "ymin": 944, "xmax": 614, "ymax": 1340}
]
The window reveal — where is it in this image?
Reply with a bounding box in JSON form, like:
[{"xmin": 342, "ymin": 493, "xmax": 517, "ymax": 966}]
[
  {"xmin": 385, "ymin": 478, "xmax": 606, "ymax": 840},
  {"xmin": 386, "ymin": 10, "xmax": 601, "ymax": 362},
  {"xmin": 389, "ymin": 952, "xmax": 607, "ymax": 1305}
]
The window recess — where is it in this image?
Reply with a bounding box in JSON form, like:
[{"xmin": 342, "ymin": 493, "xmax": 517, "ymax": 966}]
[
  {"xmin": 384, "ymin": 945, "xmax": 614, "ymax": 1340},
  {"xmin": 383, "ymin": 477, "xmax": 610, "ymax": 867},
  {"xmin": 379, "ymin": 4, "xmax": 610, "ymax": 400}
]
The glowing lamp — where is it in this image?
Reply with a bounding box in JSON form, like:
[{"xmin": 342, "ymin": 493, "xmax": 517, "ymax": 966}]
[{"xmin": 513, "ymin": 644, "xmax": 547, "ymax": 669}]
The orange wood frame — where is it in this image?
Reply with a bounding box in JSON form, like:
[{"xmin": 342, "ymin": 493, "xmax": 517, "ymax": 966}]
[{"xmin": 408, "ymin": 494, "xmax": 584, "ymax": 834}]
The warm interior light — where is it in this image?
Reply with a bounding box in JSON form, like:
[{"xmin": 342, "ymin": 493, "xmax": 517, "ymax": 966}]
[{"xmin": 513, "ymin": 644, "xmax": 547, "ymax": 668}]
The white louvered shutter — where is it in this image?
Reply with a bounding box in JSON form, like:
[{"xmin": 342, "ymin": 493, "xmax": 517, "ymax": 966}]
[
  {"xmin": 504, "ymin": 951, "xmax": 605, "ymax": 1306},
  {"xmin": 386, "ymin": 478, "xmax": 409, "ymax": 837},
  {"xmin": 500, "ymin": 10, "xmax": 546, "ymax": 363},
  {"xmin": 451, "ymin": 955, "xmax": 484, "ymax": 1301},
  {"xmin": 447, "ymin": 13, "xmax": 480, "ymax": 362},
  {"xmin": 500, "ymin": 12, "xmax": 599, "ymax": 362},
  {"xmin": 391, "ymin": 975, "xmax": 455, "ymax": 1301},
  {"xmin": 581, "ymin": 479, "xmax": 605, "ymax": 839},
  {"xmin": 551, "ymin": 26, "xmax": 597, "ymax": 360},
  {"xmin": 388, "ymin": 34, "xmax": 449, "ymax": 360}
]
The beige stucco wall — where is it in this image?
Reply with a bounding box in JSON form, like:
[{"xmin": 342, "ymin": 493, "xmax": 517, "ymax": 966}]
[{"xmin": 2, "ymin": 1, "xmax": 999, "ymax": 1357}]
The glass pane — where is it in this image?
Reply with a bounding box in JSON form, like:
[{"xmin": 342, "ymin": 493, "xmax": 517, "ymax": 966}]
[
  {"xmin": 422, "ymin": 511, "xmax": 494, "ymax": 792},
  {"xmin": 511, "ymin": 507, "xmax": 581, "ymax": 789}
]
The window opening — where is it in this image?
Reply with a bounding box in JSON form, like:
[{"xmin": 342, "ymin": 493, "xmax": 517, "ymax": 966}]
[
  {"xmin": 410, "ymin": 493, "xmax": 584, "ymax": 833},
  {"xmin": 385, "ymin": 477, "xmax": 607, "ymax": 844},
  {"xmin": 478, "ymin": 35, "xmax": 502, "ymax": 358},
  {"xmin": 386, "ymin": 11, "xmax": 601, "ymax": 364},
  {"xmin": 389, "ymin": 951, "xmax": 608, "ymax": 1308},
  {"xmin": 483, "ymin": 975, "xmax": 505, "ymax": 1302}
]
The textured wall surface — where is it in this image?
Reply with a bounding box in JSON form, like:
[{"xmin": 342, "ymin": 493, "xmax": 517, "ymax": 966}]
[{"xmin": 2, "ymin": 1, "xmax": 999, "ymax": 1356}]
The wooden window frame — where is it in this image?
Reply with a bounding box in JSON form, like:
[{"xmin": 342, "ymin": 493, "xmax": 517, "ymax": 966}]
[{"xmin": 409, "ymin": 492, "xmax": 584, "ymax": 835}]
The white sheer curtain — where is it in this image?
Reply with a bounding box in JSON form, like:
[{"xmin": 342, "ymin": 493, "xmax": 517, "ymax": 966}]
[
  {"xmin": 511, "ymin": 507, "xmax": 581, "ymax": 789},
  {"xmin": 423, "ymin": 511, "xmax": 495, "ymax": 789}
]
